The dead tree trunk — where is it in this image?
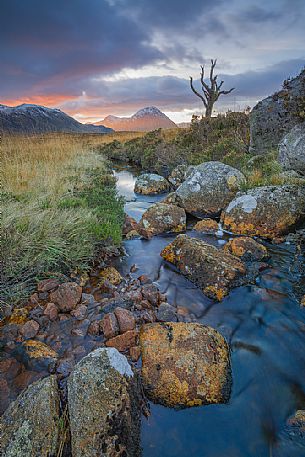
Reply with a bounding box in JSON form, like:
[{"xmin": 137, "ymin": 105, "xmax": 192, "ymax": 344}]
[{"xmin": 190, "ymin": 59, "xmax": 235, "ymax": 117}]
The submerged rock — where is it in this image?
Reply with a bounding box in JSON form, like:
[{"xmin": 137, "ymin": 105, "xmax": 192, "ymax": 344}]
[
  {"xmin": 139, "ymin": 322, "xmax": 231, "ymax": 408},
  {"xmin": 221, "ymin": 185, "xmax": 305, "ymax": 239},
  {"xmin": 176, "ymin": 161, "xmax": 245, "ymax": 218},
  {"xmin": 137, "ymin": 202, "xmax": 186, "ymax": 237},
  {"xmin": 278, "ymin": 124, "xmax": 305, "ymax": 176},
  {"xmin": 0, "ymin": 375, "xmax": 60, "ymax": 457},
  {"xmin": 223, "ymin": 237, "xmax": 268, "ymax": 261},
  {"xmin": 134, "ymin": 173, "xmax": 170, "ymax": 195},
  {"xmin": 160, "ymin": 234, "xmax": 246, "ymax": 300},
  {"xmin": 68, "ymin": 347, "xmax": 140, "ymax": 457}
]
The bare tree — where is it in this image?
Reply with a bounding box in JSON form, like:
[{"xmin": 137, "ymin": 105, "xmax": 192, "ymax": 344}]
[{"xmin": 190, "ymin": 59, "xmax": 235, "ymax": 117}]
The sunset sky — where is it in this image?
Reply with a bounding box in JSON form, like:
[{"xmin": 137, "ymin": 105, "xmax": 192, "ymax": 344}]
[{"xmin": 1, "ymin": 0, "xmax": 305, "ymax": 123}]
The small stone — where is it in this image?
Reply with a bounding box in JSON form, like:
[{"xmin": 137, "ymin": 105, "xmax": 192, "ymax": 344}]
[
  {"xmin": 99, "ymin": 266, "xmax": 122, "ymax": 286},
  {"xmin": 114, "ymin": 307, "xmax": 136, "ymax": 333},
  {"xmin": 130, "ymin": 346, "xmax": 141, "ymax": 362},
  {"xmin": 138, "ymin": 274, "xmax": 151, "ymax": 284},
  {"xmin": 50, "ymin": 282, "xmax": 82, "ymax": 312},
  {"xmin": 156, "ymin": 303, "xmax": 178, "ymax": 322},
  {"xmin": 123, "ymin": 214, "xmax": 138, "ymax": 235},
  {"xmin": 8, "ymin": 307, "xmax": 29, "ymax": 325},
  {"xmin": 70, "ymin": 304, "xmax": 87, "ymax": 320},
  {"xmin": 43, "ymin": 303, "xmax": 58, "ymax": 321},
  {"xmin": 127, "ymin": 289, "xmax": 143, "ymax": 303},
  {"xmin": 130, "ymin": 264, "xmax": 138, "ymax": 273},
  {"xmin": 126, "ymin": 230, "xmax": 141, "ymax": 239},
  {"xmin": 142, "ymin": 283, "xmax": 159, "ymax": 306},
  {"xmin": 37, "ymin": 278, "xmax": 59, "ymax": 293},
  {"xmin": 106, "ymin": 330, "xmax": 138, "ymax": 352},
  {"xmin": 81, "ymin": 293, "xmax": 95, "ymax": 305},
  {"xmin": 20, "ymin": 319, "xmax": 40, "ymax": 339},
  {"xmin": 223, "ymin": 236, "xmax": 268, "ymax": 261},
  {"xmin": 194, "ymin": 218, "xmax": 219, "ymax": 233},
  {"xmin": 301, "ymin": 295, "xmax": 305, "ymax": 307},
  {"xmin": 87, "ymin": 321, "xmax": 100, "ymax": 336},
  {"xmin": 101, "ymin": 312, "xmax": 119, "ymax": 339},
  {"xmin": 71, "ymin": 319, "xmax": 90, "ymax": 337}
]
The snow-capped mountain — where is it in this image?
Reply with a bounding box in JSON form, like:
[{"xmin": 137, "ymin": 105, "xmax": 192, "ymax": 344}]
[
  {"xmin": 0, "ymin": 104, "xmax": 112, "ymax": 134},
  {"xmin": 98, "ymin": 106, "xmax": 177, "ymax": 131}
]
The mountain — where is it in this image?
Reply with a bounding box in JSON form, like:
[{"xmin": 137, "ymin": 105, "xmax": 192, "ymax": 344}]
[
  {"xmin": 0, "ymin": 104, "xmax": 112, "ymax": 134},
  {"xmin": 98, "ymin": 106, "xmax": 177, "ymax": 131}
]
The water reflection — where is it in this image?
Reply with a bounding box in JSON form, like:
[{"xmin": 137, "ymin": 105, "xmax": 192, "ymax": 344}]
[{"xmin": 114, "ymin": 165, "xmax": 305, "ymax": 457}]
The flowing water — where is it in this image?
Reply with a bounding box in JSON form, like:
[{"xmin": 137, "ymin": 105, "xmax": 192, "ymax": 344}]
[{"xmin": 114, "ymin": 164, "xmax": 305, "ymax": 457}]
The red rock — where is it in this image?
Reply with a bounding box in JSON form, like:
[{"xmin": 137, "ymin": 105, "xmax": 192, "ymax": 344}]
[
  {"xmin": 127, "ymin": 289, "xmax": 143, "ymax": 303},
  {"xmin": 87, "ymin": 321, "xmax": 100, "ymax": 336},
  {"xmin": 106, "ymin": 330, "xmax": 138, "ymax": 352},
  {"xmin": 114, "ymin": 307, "xmax": 136, "ymax": 333},
  {"xmin": 123, "ymin": 214, "xmax": 138, "ymax": 235},
  {"xmin": 101, "ymin": 313, "xmax": 119, "ymax": 339},
  {"xmin": 49, "ymin": 282, "xmax": 82, "ymax": 312},
  {"xmin": 20, "ymin": 319, "xmax": 40, "ymax": 339},
  {"xmin": 138, "ymin": 275, "xmax": 151, "ymax": 284},
  {"xmin": 43, "ymin": 303, "xmax": 58, "ymax": 321},
  {"xmin": 37, "ymin": 278, "xmax": 59, "ymax": 292},
  {"xmin": 14, "ymin": 370, "xmax": 42, "ymax": 391},
  {"xmin": 70, "ymin": 304, "xmax": 87, "ymax": 320},
  {"xmin": 29, "ymin": 293, "xmax": 39, "ymax": 305},
  {"xmin": 142, "ymin": 284, "xmax": 159, "ymax": 306},
  {"xmin": 0, "ymin": 358, "xmax": 21, "ymax": 379},
  {"xmin": 130, "ymin": 346, "xmax": 141, "ymax": 362}
]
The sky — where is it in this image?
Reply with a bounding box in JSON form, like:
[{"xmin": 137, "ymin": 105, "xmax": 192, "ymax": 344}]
[{"xmin": 1, "ymin": 0, "xmax": 304, "ymax": 123}]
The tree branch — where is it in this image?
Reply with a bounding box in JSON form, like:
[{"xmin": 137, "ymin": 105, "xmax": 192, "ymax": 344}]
[{"xmin": 190, "ymin": 77, "xmax": 208, "ymax": 108}]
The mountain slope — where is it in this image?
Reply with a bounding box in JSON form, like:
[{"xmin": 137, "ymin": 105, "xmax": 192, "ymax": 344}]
[
  {"xmin": 98, "ymin": 106, "xmax": 177, "ymax": 131},
  {"xmin": 0, "ymin": 104, "xmax": 112, "ymax": 134}
]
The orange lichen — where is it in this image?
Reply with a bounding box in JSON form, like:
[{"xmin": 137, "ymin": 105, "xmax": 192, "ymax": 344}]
[
  {"xmin": 99, "ymin": 267, "xmax": 122, "ymax": 286},
  {"xmin": 8, "ymin": 307, "xmax": 29, "ymax": 325},
  {"xmin": 203, "ymin": 285, "xmax": 227, "ymax": 301},
  {"xmin": 194, "ymin": 219, "xmax": 218, "ymax": 233},
  {"xmin": 23, "ymin": 340, "xmax": 58, "ymax": 359}
]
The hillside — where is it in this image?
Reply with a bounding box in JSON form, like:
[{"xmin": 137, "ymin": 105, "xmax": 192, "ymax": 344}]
[
  {"xmin": 98, "ymin": 106, "xmax": 177, "ymax": 131},
  {"xmin": 0, "ymin": 104, "xmax": 112, "ymax": 134}
]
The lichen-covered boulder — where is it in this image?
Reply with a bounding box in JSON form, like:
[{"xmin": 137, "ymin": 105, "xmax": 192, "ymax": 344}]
[
  {"xmin": 139, "ymin": 322, "xmax": 231, "ymax": 408},
  {"xmin": 160, "ymin": 234, "xmax": 246, "ymax": 301},
  {"xmin": 68, "ymin": 347, "xmax": 140, "ymax": 457},
  {"xmin": 134, "ymin": 173, "xmax": 170, "ymax": 195},
  {"xmin": 223, "ymin": 237, "xmax": 268, "ymax": 261},
  {"xmin": 0, "ymin": 376, "xmax": 60, "ymax": 457},
  {"xmin": 279, "ymin": 124, "xmax": 305, "ymax": 175},
  {"xmin": 168, "ymin": 164, "xmax": 188, "ymax": 189},
  {"xmin": 175, "ymin": 161, "xmax": 245, "ymax": 218},
  {"xmin": 193, "ymin": 218, "xmax": 219, "ymax": 233},
  {"xmin": 137, "ymin": 203, "xmax": 186, "ymax": 238},
  {"xmin": 221, "ymin": 185, "xmax": 305, "ymax": 239},
  {"xmin": 250, "ymin": 69, "xmax": 305, "ymax": 154}
]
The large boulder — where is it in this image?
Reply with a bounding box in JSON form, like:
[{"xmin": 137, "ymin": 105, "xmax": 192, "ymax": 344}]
[
  {"xmin": 139, "ymin": 322, "xmax": 231, "ymax": 408},
  {"xmin": 0, "ymin": 376, "xmax": 60, "ymax": 457},
  {"xmin": 137, "ymin": 203, "xmax": 186, "ymax": 237},
  {"xmin": 68, "ymin": 347, "xmax": 140, "ymax": 457},
  {"xmin": 250, "ymin": 69, "xmax": 305, "ymax": 154},
  {"xmin": 278, "ymin": 124, "xmax": 305, "ymax": 175},
  {"xmin": 221, "ymin": 185, "xmax": 305, "ymax": 239},
  {"xmin": 175, "ymin": 161, "xmax": 245, "ymax": 218},
  {"xmin": 160, "ymin": 234, "xmax": 246, "ymax": 300},
  {"xmin": 134, "ymin": 173, "xmax": 170, "ymax": 195}
]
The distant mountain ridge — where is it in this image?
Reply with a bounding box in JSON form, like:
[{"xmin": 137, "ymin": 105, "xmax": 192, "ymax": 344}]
[
  {"xmin": 98, "ymin": 106, "xmax": 177, "ymax": 131},
  {"xmin": 0, "ymin": 104, "xmax": 112, "ymax": 134}
]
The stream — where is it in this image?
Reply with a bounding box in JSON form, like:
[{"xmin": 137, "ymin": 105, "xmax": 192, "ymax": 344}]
[{"xmin": 114, "ymin": 164, "xmax": 305, "ymax": 457}]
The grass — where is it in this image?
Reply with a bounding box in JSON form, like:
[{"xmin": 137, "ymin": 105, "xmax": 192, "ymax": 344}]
[{"xmin": 1, "ymin": 132, "xmax": 136, "ymax": 305}]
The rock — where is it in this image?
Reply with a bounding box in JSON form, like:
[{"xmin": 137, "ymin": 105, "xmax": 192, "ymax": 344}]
[
  {"xmin": 43, "ymin": 302, "xmax": 58, "ymax": 321},
  {"xmin": 106, "ymin": 330, "xmax": 138, "ymax": 352},
  {"xmin": 223, "ymin": 237, "xmax": 268, "ymax": 261},
  {"xmin": 301, "ymin": 295, "xmax": 305, "ymax": 307},
  {"xmin": 114, "ymin": 307, "xmax": 136, "ymax": 333},
  {"xmin": 37, "ymin": 278, "xmax": 59, "ymax": 293},
  {"xmin": 287, "ymin": 410, "xmax": 305, "ymax": 432},
  {"xmin": 161, "ymin": 234, "xmax": 246, "ymax": 301},
  {"xmin": 126, "ymin": 230, "xmax": 141, "ymax": 239},
  {"xmin": 141, "ymin": 283, "xmax": 159, "ymax": 306},
  {"xmin": 221, "ymin": 185, "xmax": 305, "ymax": 239},
  {"xmin": 168, "ymin": 164, "xmax": 188, "ymax": 189},
  {"xmin": 137, "ymin": 203, "xmax": 186, "ymax": 237},
  {"xmin": 156, "ymin": 303, "xmax": 178, "ymax": 322},
  {"xmin": 68, "ymin": 348, "xmax": 140, "ymax": 457},
  {"xmin": 160, "ymin": 192, "xmax": 179, "ymax": 205},
  {"xmin": 176, "ymin": 161, "xmax": 245, "ymax": 218},
  {"xmin": 123, "ymin": 214, "xmax": 138, "ymax": 236},
  {"xmin": 81, "ymin": 293, "xmax": 95, "ymax": 305},
  {"xmin": 250, "ymin": 69, "xmax": 305, "ymax": 154},
  {"xmin": 87, "ymin": 320, "xmax": 100, "ymax": 336},
  {"xmin": 8, "ymin": 307, "xmax": 29, "ymax": 325},
  {"xmin": 0, "ymin": 376, "xmax": 60, "ymax": 456},
  {"xmin": 20, "ymin": 319, "xmax": 40, "ymax": 339},
  {"xmin": 139, "ymin": 322, "xmax": 231, "ymax": 408},
  {"xmin": 22, "ymin": 340, "xmax": 58, "ymax": 370},
  {"xmin": 134, "ymin": 173, "xmax": 170, "ymax": 195},
  {"xmin": 70, "ymin": 304, "xmax": 87, "ymax": 320},
  {"xmin": 193, "ymin": 218, "xmax": 219, "ymax": 233},
  {"xmin": 130, "ymin": 346, "xmax": 141, "ymax": 362},
  {"xmin": 279, "ymin": 124, "xmax": 305, "ymax": 175},
  {"xmin": 99, "ymin": 266, "xmax": 123, "ymax": 286},
  {"xmin": 101, "ymin": 312, "xmax": 119, "ymax": 339},
  {"xmin": 49, "ymin": 282, "xmax": 82, "ymax": 312}
]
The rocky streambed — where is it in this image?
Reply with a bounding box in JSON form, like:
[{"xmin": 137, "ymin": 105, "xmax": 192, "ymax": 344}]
[{"xmin": 0, "ymin": 162, "xmax": 305, "ymax": 457}]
